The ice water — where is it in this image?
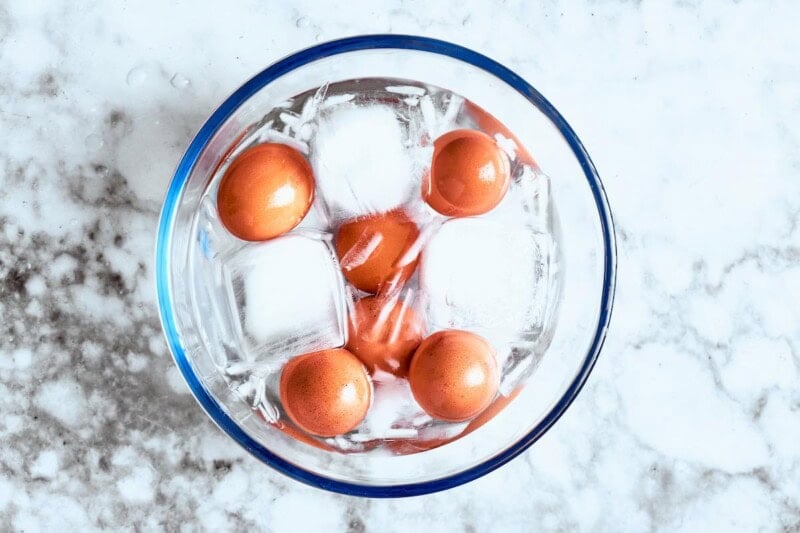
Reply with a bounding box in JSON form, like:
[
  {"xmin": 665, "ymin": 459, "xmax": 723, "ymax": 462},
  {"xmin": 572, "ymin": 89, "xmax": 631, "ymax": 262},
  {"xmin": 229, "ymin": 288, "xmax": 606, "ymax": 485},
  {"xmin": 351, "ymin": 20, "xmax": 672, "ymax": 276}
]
[{"xmin": 188, "ymin": 78, "xmax": 562, "ymax": 453}]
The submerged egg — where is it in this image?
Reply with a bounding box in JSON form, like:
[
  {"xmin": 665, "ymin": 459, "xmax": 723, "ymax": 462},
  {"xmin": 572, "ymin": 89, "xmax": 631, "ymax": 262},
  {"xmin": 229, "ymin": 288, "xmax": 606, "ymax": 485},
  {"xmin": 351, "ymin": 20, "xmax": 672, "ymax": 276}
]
[
  {"xmin": 465, "ymin": 101, "xmax": 537, "ymax": 167},
  {"xmin": 334, "ymin": 210, "xmax": 420, "ymax": 294},
  {"xmin": 217, "ymin": 143, "xmax": 315, "ymax": 241},
  {"xmin": 423, "ymin": 129, "xmax": 510, "ymax": 217},
  {"xmin": 279, "ymin": 348, "xmax": 372, "ymax": 437},
  {"xmin": 408, "ymin": 330, "xmax": 499, "ymax": 422},
  {"xmin": 347, "ymin": 295, "xmax": 424, "ymax": 377}
]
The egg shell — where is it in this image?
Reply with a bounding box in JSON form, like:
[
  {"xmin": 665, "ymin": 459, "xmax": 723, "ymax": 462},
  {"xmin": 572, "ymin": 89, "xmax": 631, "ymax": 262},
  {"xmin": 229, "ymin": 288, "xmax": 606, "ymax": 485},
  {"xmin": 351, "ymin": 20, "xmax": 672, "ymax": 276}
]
[
  {"xmin": 217, "ymin": 143, "xmax": 315, "ymax": 241},
  {"xmin": 423, "ymin": 129, "xmax": 510, "ymax": 217},
  {"xmin": 464, "ymin": 101, "xmax": 538, "ymax": 168},
  {"xmin": 279, "ymin": 348, "xmax": 372, "ymax": 437},
  {"xmin": 334, "ymin": 210, "xmax": 420, "ymax": 294},
  {"xmin": 347, "ymin": 295, "xmax": 424, "ymax": 377},
  {"xmin": 408, "ymin": 330, "xmax": 500, "ymax": 422}
]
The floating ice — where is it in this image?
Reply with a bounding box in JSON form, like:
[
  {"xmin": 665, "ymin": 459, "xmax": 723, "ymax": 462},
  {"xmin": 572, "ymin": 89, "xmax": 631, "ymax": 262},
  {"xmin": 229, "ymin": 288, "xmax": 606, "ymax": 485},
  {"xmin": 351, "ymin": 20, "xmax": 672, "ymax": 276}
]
[
  {"xmin": 386, "ymin": 85, "xmax": 426, "ymax": 96},
  {"xmin": 419, "ymin": 217, "xmax": 555, "ymax": 350},
  {"xmin": 485, "ymin": 166, "xmax": 552, "ymax": 234},
  {"xmin": 311, "ymin": 104, "xmax": 416, "ymax": 220},
  {"xmin": 320, "ymin": 93, "xmax": 355, "ymax": 109},
  {"xmin": 190, "ymin": 197, "xmax": 245, "ymax": 368},
  {"xmin": 351, "ymin": 379, "xmax": 424, "ymax": 441},
  {"xmin": 417, "ymin": 93, "xmax": 464, "ymax": 138},
  {"xmin": 220, "ymin": 233, "xmax": 347, "ymax": 364}
]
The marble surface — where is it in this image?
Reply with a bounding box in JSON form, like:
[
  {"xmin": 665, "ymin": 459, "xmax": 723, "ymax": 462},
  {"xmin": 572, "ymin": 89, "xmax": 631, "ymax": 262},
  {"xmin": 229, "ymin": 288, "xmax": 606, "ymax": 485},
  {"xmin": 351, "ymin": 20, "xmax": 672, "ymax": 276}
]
[{"xmin": 1, "ymin": 0, "xmax": 799, "ymax": 531}]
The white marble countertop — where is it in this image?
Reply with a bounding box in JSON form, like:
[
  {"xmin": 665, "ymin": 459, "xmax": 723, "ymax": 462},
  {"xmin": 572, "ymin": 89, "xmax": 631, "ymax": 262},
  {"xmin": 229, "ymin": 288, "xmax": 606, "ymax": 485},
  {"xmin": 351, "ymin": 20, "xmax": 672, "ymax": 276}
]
[{"xmin": 2, "ymin": 1, "xmax": 799, "ymax": 531}]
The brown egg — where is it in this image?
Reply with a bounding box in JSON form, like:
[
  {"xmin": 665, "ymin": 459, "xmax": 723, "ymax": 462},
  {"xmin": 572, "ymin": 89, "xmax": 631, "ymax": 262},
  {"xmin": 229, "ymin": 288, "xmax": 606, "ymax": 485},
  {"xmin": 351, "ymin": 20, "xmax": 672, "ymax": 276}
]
[
  {"xmin": 423, "ymin": 129, "xmax": 510, "ymax": 217},
  {"xmin": 465, "ymin": 101, "xmax": 538, "ymax": 168},
  {"xmin": 408, "ymin": 330, "xmax": 499, "ymax": 422},
  {"xmin": 217, "ymin": 143, "xmax": 315, "ymax": 241},
  {"xmin": 347, "ymin": 295, "xmax": 424, "ymax": 377},
  {"xmin": 279, "ymin": 348, "xmax": 371, "ymax": 437},
  {"xmin": 334, "ymin": 210, "xmax": 420, "ymax": 294}
]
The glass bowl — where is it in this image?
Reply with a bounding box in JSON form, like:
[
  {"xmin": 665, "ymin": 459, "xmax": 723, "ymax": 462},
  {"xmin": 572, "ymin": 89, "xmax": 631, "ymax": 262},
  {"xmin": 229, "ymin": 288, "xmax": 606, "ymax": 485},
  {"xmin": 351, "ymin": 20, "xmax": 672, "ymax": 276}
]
[{"xmin": 155, "ymin": 35, "xmax": 616, "ymax": 497}]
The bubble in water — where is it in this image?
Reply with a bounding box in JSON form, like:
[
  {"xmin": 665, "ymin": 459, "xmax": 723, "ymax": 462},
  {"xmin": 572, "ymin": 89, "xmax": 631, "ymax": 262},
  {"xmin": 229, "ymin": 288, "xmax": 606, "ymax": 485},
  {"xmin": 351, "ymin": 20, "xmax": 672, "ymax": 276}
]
[
  {"xmin": 84, "ymin": 134, "xmax": 104, "ymax": 151},
  {"xmin": 126, "ymin": 66, "xmax": 147, "ymax": 87},
  {"xmin": 170, "ymin": 73, "xmax": 190, "ymax": 89},
  {"xmin": 295, "ymin": 16, "xmax": 309, "ymax": 28}
]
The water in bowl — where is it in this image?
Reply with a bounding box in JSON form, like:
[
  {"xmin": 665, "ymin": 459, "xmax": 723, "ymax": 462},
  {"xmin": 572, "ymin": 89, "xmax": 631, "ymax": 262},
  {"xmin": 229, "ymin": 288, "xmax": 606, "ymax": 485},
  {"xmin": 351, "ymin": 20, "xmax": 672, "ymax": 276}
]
[{"xmin": 187, "ymin": 78, "xmax": 562, "ymax": 454}]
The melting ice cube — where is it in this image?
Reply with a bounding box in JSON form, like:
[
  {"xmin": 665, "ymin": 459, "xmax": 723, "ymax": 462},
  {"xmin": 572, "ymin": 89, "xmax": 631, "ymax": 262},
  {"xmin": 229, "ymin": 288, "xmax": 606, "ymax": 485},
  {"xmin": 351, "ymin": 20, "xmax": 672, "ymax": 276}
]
[
  {"xmin": 419, "ymin": 217, "xmax": 555, "ymax": 350},
  {"xmin": 219, "ymin": 233, "xmax": 348, "ymax": 367},
  {"xmin": 311, "ymin": 104, "xmax": 417, "ymax": 221}
]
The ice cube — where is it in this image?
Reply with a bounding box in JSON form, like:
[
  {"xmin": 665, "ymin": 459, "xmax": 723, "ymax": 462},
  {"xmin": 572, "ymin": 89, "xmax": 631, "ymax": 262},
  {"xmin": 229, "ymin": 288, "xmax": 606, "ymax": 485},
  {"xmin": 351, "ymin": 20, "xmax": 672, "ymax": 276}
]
[
  {"xmin": 417, "ymin": 92, "xmax": 464, "ymax": 138},
  {"xmin": 310, "ymin": 104, "xmax": 417, "ymax": 221},
  {"xmin": 486, "ymin": 166, "xmax": 553, "ymax": 234},
  {"xmin": 219, "ymin": 233, "xmax": 347, "ymax": 365},
  {"xmin": 292, "ymin": 197, "xmax": 330, "ymax": 233},
  {"xmin": 385, "ymin": 85, "xmax": 426, "ymax": 96},
  {"xmin": 497, "ymin": 341, "xmax": 545, "ymax": 396},
  {"xmin": 194, "ymin": 195, "xmax": 245, "ymax": 261},
  {"xmin": 334, "ymin": 376, "xmax": 476, "ymax": 450},
  {"xmin": 419, "ymin": 217, "xmax": 555, "ymax": 350},
  {"xmin": 349, "ymin": 378, "xmax": 425, "ymax": 441},
  {"xmin": 189, "ymin": 197, "xmax": 246, "ymax": 369}
]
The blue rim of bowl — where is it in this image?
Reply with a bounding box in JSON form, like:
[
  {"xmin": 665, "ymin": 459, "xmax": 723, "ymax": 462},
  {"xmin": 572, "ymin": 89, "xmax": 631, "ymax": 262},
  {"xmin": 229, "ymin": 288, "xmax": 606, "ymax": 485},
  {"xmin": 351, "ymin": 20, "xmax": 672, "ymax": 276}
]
[{"xmin": 156, "ymin": 34, "xmax": 617, "ymax": 498}]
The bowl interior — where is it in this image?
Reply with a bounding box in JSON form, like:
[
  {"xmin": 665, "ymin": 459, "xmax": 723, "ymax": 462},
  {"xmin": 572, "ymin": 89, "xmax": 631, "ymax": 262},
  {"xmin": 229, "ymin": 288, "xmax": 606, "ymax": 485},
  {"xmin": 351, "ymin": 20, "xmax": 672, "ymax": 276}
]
[{"xmin": 157, "ymin": 36, "xmax": 615, "ymax": 496}]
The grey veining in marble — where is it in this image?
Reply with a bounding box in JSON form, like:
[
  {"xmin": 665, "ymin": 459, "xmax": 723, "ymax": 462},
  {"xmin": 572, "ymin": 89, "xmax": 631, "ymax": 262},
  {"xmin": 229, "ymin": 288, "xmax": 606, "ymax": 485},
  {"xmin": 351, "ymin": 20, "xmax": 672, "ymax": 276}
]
[{"xmin": 1, "ymin": 0, "xmax": 799, "ymax": 531}]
